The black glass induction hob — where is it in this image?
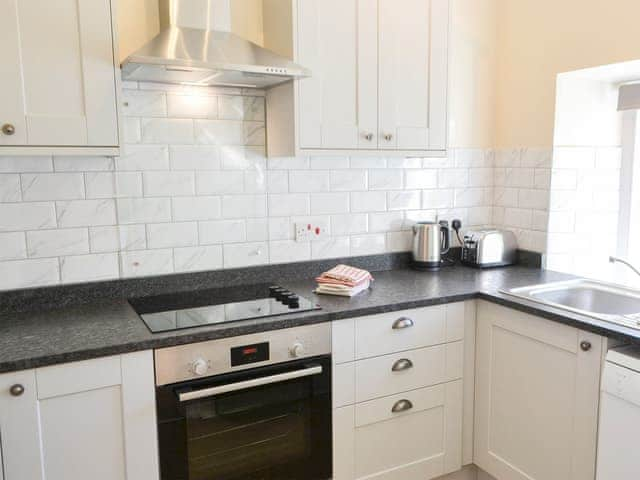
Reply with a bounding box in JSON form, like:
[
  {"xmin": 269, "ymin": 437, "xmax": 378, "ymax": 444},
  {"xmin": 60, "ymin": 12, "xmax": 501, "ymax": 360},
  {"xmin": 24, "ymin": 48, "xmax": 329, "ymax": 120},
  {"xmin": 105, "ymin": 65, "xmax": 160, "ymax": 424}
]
[{"xmin": 129, "ymin": 284, "xmax": 321, "ymax": 333}]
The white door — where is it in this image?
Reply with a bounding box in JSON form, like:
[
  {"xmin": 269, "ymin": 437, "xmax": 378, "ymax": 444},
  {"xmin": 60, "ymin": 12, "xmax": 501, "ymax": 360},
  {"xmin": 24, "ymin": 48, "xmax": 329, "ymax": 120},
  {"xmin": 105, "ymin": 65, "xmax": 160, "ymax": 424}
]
[
  {"xmin": 0, "ymin": 352, "xmax": 158, "ymax": 480},
  {"xmin": 0, "ymin": 0, "xmax": 119, "ymax": 147},
  {"xmin": 378, "ymin": 0, "xmax": 449, "ymax": 151},
  {"xmin": 474, "ymin": 301, "xmax": 602, "ymax": 480},
  {"xmin": 297, "ymin": 0, "xmax": 377, "ymax": 150}
]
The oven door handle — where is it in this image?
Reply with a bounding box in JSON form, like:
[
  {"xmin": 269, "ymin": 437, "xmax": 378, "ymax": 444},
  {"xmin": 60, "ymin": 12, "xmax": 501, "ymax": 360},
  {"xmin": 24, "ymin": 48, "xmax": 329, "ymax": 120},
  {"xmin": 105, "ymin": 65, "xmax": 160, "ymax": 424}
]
[{"xmin": 177, "ymin": 365, "xmax": 323, "ymax": 402}]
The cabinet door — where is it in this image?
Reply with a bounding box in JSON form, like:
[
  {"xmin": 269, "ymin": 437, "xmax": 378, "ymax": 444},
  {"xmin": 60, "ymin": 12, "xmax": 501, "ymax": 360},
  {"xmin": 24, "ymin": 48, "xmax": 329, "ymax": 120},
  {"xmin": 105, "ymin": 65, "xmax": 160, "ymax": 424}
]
[
  {"xmin": 0, "ymin": 352, "xmax": 158, "ymax": 480},
  {"xmin": 0, "ymin": 369, "xmax": 44, "ymax": 480},
  {"xmin": 474, "ymin": 301, "xmax": 602, "ymax": 480},
  {"xmin": 297, "ymin": 0, "xmax": 377, "ymax": 150},
  {"xmin": 378, "ymin": 0, "xmax": 449, "ymax": 151},
  {"xmin": 0, "ymin": 0, "xmax": 118, "ymax": 147}
]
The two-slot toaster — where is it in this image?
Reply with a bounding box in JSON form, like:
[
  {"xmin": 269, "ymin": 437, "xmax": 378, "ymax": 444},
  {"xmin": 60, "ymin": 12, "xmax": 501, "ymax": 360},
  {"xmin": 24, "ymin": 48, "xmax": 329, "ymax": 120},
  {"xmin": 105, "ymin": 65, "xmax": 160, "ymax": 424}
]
[{"xmin": 461, "ymin": 229, "xmax": 518, "ymax": 268}]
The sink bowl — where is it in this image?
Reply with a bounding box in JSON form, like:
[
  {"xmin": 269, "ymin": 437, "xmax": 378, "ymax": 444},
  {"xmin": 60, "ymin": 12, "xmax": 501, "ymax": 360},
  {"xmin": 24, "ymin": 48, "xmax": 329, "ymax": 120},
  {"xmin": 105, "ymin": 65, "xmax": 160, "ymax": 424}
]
[{"xmin": 502, "ymin": 279, "xmax": 640, "ymax": 330}]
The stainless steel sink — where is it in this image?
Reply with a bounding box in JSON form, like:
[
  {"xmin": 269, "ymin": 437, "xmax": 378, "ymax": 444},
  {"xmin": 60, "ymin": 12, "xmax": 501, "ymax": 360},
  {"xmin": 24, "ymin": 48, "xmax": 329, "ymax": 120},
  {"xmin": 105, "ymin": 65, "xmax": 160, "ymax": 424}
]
[{"xmin": 502, "ymin": 279, "xmax": 640, "ymax": 330}]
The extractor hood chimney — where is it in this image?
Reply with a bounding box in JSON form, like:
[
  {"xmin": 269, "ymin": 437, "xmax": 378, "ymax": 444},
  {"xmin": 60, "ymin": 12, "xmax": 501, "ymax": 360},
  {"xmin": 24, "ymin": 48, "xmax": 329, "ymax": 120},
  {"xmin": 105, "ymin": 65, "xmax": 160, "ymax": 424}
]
[{"xmin": 121, "ymin": 0, "xmax": 309, "ymax": 89}]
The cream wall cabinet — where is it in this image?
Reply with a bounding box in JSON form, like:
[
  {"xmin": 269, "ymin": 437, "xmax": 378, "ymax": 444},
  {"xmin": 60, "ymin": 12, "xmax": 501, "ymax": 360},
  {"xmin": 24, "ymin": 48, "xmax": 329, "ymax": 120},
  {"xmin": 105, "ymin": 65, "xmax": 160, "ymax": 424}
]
[
  {"xmin": 0, "ymin": 351, "xmax": 158, "ymax": 480},
  {"xmin": 266, "ymin": 0, "xmax": 449, "ymax": 157},
  {"xmin": 0, "ymin": 0, "xmax": 120, "ymax": 155},
  {"xmin": 474, "ymin": 301, "xmax": 604, "ymax": 480},
  {"xmin": 332, "ymin": 302, "xmax": 475, "ymax": 480}
]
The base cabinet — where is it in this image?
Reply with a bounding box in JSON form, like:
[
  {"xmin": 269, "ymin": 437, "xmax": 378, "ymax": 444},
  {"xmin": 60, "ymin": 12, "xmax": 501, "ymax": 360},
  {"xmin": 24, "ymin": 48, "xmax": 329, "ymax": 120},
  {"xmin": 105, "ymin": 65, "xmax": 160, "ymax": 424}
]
[
  {"xmin": 0, "ymin": 351, "xmax": 158, "ymax": 480},
  {"xmin": 473, "ymin": 301, "xmax": 603, "ymax": 480}
]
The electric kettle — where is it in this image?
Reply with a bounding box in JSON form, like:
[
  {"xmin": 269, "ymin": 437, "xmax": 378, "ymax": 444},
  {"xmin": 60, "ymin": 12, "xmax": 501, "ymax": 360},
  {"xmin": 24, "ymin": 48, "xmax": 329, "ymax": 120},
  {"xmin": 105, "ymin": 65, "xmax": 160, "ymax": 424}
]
[{"xmin": 411, "ymin": 220, "xmax": 450, "ymax": 270}]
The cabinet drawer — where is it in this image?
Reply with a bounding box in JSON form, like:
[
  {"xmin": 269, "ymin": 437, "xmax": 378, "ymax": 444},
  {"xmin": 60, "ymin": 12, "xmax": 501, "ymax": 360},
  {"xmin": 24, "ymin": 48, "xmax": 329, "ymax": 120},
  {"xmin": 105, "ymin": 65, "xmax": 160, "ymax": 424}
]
[
  {"xmin": 354, "ymin": 303, "xmax": 464, "ymax": 360},
  {"xmin": 355, "ymin": 342, "xmax": 463, "ymax": 402},
  {"xmin": 353, "ymin": 381, "xmax": 462, "ymax": 479}
]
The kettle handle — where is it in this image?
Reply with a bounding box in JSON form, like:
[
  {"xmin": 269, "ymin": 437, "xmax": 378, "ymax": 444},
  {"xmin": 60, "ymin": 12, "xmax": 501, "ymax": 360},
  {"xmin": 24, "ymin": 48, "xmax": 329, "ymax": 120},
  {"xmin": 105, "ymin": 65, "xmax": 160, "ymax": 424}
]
[{"xmin": 440, "ymin": 224, "xmax": 450, "ymax": 254}]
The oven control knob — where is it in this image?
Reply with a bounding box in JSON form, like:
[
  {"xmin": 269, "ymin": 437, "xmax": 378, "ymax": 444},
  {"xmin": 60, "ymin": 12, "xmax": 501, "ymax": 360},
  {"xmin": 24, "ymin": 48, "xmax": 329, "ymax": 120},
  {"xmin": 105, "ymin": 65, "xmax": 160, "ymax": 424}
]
[
  {"xmin": 290, "ymin": 342, "xmax": 305, "ymax": 358},
  {"xmin": 191, "ymin": 359, "xmax": 209, "ymax": 376}
]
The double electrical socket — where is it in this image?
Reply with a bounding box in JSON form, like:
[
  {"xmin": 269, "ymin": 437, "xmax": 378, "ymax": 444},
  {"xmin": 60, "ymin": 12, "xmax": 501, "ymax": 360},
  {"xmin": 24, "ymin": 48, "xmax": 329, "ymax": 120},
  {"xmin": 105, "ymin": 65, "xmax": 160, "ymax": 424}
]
[{"xmin": 295, "ymin": 222, "xmax": 327, "ymax": 242}]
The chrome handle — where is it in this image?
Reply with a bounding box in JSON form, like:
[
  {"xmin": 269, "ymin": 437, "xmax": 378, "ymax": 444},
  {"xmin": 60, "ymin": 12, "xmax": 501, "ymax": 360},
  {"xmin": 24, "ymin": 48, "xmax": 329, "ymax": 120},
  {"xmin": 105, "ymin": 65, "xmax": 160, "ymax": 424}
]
[
  {"xmin": 391, "ymin": 399, "xmax": 413, "ymax": 413},
  {"xmin": 580, "ymin": 341, "xmax": 592, "ymax": 352},
  {"xmin": 364, "ymin": 133, "xmax": 374, "ymax": 141},
  {"xmin": 178, "ymin": 365, "xmax": 322, "ymax": 402},
  {"xmin": 392, "ymin": 358, "xmax": 414, "ymax": 372},
  {"xmin": 2, "ymin": 124, "xmax": 15, "ymax": 136},
  {"xmin": 392, "ymin": 317, "xmax": 414, "ymax": 330},
  {"xmin": 9, "ymin": 384, "xmax": 24, "ymax": 397},
  {"xmin": 384, "ymin": 133, "xmax": 393, "ymax": 141}
]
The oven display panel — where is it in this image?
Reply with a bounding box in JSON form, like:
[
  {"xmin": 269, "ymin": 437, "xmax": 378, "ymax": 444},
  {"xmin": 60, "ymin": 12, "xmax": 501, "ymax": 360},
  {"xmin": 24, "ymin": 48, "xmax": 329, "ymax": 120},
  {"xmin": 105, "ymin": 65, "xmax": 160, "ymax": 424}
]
[{"xmin": 230, "ymin": 342, "xmax": 270, "ymax": 366}]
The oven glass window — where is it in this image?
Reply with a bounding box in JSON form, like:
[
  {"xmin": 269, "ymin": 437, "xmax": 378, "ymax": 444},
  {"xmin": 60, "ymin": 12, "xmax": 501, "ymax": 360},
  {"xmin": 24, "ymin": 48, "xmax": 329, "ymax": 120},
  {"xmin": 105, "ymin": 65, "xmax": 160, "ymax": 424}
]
[{"xmin": 157, "ymin": 357, "xmax": 331, "ymax": 480}]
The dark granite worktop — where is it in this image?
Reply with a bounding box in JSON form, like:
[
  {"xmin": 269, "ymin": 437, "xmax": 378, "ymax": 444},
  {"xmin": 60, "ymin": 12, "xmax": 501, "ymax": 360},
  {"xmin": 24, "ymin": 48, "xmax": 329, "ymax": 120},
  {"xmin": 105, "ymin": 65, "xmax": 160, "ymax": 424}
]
[{"xmin": 1, "ymin": 262, "xmax": 640, "ymax": 374}]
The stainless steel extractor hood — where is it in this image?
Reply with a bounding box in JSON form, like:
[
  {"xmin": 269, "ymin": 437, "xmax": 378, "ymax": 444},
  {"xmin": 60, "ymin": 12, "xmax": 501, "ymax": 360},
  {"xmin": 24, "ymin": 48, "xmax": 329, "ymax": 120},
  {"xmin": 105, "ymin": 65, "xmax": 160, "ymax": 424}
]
[{"xmin": 121, "ymin": 0, "xmax": 309, "ymax": 88}]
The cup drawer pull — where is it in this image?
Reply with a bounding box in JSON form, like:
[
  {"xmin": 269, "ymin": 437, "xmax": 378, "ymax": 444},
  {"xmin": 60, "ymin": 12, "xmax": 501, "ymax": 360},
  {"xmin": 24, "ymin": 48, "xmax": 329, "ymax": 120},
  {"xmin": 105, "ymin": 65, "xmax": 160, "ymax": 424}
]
[
  {"xmin": 391, "ymin": 399, "xmax": 413, "ymax": 413},
  {"xmin": 392, "ymin": 317, "xmax": 414, "ymax": 330},
  {"xmin": 391, "ymin": 358, "xmax": 414, "ymax": 372}
]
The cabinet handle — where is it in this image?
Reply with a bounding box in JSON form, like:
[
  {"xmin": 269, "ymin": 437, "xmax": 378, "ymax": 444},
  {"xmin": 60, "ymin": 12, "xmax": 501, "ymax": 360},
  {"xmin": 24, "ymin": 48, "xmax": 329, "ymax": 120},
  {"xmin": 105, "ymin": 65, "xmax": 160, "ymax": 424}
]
[
  {"xmin": 364, "ymin": 133, "xmax": 374, "ymax": 141},
  {"xmin": 391, "ymin": 358, "xmax": 414, "ymax": 372},
  {"xmin": 9, "ymin": 384, "xmax": 24, "ymax": 397},
  {"xmin": 2, "ymin": 124, "xmax": 15, "ymax": 136},
  {"xmin": 391, "ymin": 399, "xmax": 413, "ymax": 413},
  {"xmin": 392, "ymin": 317, "xmax": 414, "ymax": 330},
  {"xmin": 580, "ymin": 340, "xmax": 592, "ymax": 352},
  {"xmin": 383, "ymin": 133, "xmax": 393, "ymax": 141}
]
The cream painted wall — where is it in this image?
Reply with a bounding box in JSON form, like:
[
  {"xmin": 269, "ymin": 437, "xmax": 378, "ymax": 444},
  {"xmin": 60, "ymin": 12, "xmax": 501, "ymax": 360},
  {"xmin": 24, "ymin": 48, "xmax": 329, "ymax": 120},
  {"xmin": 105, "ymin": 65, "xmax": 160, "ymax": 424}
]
[
  {"xmin": 495, "ymin": 0, "xmax": 640, "ymax": 148},
  {"xmin": 448, "ymin": 0, "xmax": 498, "ymax": 148}
]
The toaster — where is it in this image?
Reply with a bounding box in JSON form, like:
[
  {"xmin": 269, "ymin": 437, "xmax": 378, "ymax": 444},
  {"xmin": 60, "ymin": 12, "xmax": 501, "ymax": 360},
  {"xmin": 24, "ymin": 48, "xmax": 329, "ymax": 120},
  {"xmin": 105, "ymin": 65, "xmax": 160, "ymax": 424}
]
[{"xmin": 461, "ymin": 229, "xmax": 517, "ymax": 268}]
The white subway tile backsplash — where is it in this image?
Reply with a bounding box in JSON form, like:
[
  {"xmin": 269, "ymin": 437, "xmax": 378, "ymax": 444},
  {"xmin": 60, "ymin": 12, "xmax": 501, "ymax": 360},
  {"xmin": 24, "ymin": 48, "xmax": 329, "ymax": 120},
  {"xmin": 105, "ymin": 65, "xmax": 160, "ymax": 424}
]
[
  {"xmin": 199, "ymin": 220, "xmax": 246, "ymax": 244},
  {"xmin": 553, "ymin": 147, "xmax": 595, "ymax": 169},
  {"xmin": 331, "ymin": 214, "xmax": 368, "ymax": 235},
  {"xmin": 196, "ymin": 171, "xmax": 244, "ymax": 195},
  {"xmin": 438, "ymin": 169, "xmax": 468, "ymax": 188},
  {"xmin": 368, "ymin": 212, "xmax": 404, "ymax": 233},
  {"xmin": 386, "ymin": 231, "xmax": 413, "ymax": 252},
  {"xmin": 90, "ymin": 225, "xmax": 146, "ymax": 252},
  {"xmin": 174, "ymin": 245, "xmax": 223, "ymax": 272},
  {"xmin": 269, "ymin": 240, "xmax": 310, "ymax": 263},
  {"xmin": 0, "ymin": 203, "xmax": 56, "ymax": 232},
  {"xmin": 60, "ymin": 253, "xmax": 119, "ymax": 283},
  {"xmin": 312, "ymin": 237, "xmax": 350, "ymax": 259},
  {"xmin": 143, "ymin": 171, "xmax": 195, "ymax": 197},
  {"xmin": 368, "ymin": 169, "xmax": 403, "ymax": 190},
  {"xmin": 330, "ymin": 170, "xmax": 367, "ymax": 191},
  {"xmin": 518, "ymin": 189, "xmax": 549, "ymax": 210},
  {"xmin": 454, "ymin": 188, "xmax": 487, "ymax": 208},
  {"xmin": 57, "ymin": 199, "xmax": 117, "ymax": 227},
  {"xmin": 0, "ymin": 174, "xmax": 21, "ymax": 202},
  {"xmin": 124, "ymin": 117, "xmax": 141, "ymax": 144},
  {"xmin": 0, "ymin": 232, "xmax": 26, "ymax": 261},
  {"xmin": 169, "ymin": 145, "xmax": 220, "ymax": 170},
  {"xmin": 350, "ymin": 234, "xmax": 386, "ymax": 256},
  {"xmin": 0, "ymin": 156, "xmax": 53, "ymax": 173},
  {"xmin": 167, "ymin": 94, "xmax": 218, "ymax": 118},
  {"xmin": 351, "ymin": 157, "xmax": 386, "ymax": 169},
  {"xmin": 503, "ymin": 208, "xmax": 533, "ymax": 229},
  {"xmin": 246, "ymin": 218, "xmax": 269, "ymax": 241},
  {"xmin": 350, "ymin": 191, "xmax": 386, "ymax": 213},
  {"xmin": 268, "ymin": 217, "xmax": 292, "ymax": 241},
  {"xmin": 27, "ymin": 228, "xmax": 89, "ymax": 258},
  {"xmin": 310, "ymin": 156, "xmax": 349, "ymax": 170},
  {"xmin": 195, "ymin": 120, "xmax": 244, "ymax": 145},
  {"xmin": 0, "ymin": 258, "xmax": 59, "ymax": 290},
  {"xmin": 310, "ymin": 193, "xmax": 350, "ymax": 215},
  {"xmin": 218, "ymin": 95, "xmax": 244, "ymax": 120},
  {"xmin": 116, "ymin": 145, "xmax": 170, "ymax": 171},
  {"xmin": 244, "ymin": 122, "xmax": 266, "ymax": 146},
  {"xmin": 122, "ymin": 89, "xmax": 167, "ymax": 117},
  {"xmin": 388, "ymin": 190, "xmax": 421, "ymax": 211},
  {"xmin": 406, "ymin": 169, "xmax": 438, "ymax": 189},
  {"xmin": 422, "ymin": 189, "xmax": 454, "ymax": 209},
  {"xmin": 21, "ymin": 173, "xmax": 84, "ymax": 201},
  {"xmin": 223, "ymin": 242, "xmax": 268, "ymax": 268},
  {"xmin": 141, "ymin": 118, "xmax": 194, "ymax": 144},
  {"xmin": 289, "ymin": 171, "xmax": 330, "ymax": 192},
  {"xmin": 54, "ymin": 157, "xmax": 114, "ymax": 172},
  {"xmin": 116, "ymin": 198, "xmax": 171, "ymax": 224},
  {"xmin": 121, "ymin": 249, "xmax": 174, "ymax": 277},
  {"xmin": 387, "ymin": 158, "xmax": 421, "ymax": 169},
  {"xmin": 172, "ymin": 196, "xmax": 221, "ymax": 221},
  {"xmin": 222, "ymin": 195, "xmax": 267, "ymax": 218},
  {"xmin": 268, "ymin": 193, "xmax": 310, "ymax": 216},
  {"xmin": 85, "ymin": 172, "xmax": 143, "ymax": 199},
  {"xmin": 147, "ymin": 222, "xmax": 198, "ymax": 248}
]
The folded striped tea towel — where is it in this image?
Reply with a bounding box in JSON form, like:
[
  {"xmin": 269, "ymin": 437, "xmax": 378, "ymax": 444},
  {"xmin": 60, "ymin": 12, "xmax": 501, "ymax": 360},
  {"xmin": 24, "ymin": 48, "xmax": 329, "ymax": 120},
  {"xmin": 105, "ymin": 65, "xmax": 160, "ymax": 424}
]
[{"xmin": 315, "ymin": 264, "xmax": 373, "ymax": 297}]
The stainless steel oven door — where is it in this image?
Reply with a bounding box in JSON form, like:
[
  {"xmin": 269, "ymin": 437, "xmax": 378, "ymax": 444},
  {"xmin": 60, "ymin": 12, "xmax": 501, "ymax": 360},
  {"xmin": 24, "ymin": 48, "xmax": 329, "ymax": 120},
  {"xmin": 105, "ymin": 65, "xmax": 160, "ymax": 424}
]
[{"xmin": 156, "ymin": 355, "xmax": 332, "ymax": 480}]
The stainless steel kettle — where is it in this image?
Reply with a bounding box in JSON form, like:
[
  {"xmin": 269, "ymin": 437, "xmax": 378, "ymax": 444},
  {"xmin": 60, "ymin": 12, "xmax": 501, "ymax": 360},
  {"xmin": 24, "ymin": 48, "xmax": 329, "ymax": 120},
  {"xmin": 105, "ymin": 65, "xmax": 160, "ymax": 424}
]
[{"xmin": 412, "ymin": 220, "xmax": 450, "ymax": 270}]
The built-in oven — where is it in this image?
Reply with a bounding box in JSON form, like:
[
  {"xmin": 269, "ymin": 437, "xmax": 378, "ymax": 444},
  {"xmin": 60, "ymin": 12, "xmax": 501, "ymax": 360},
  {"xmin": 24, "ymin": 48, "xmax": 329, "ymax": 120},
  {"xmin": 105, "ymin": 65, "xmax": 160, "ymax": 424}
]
[{"xmin": 154, "ymin": 323, "xmax": 332, "ymax": 480}]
